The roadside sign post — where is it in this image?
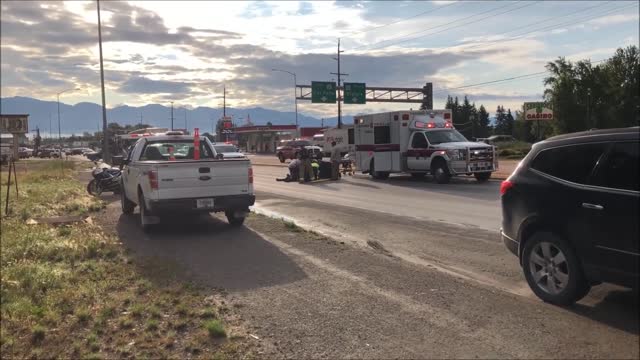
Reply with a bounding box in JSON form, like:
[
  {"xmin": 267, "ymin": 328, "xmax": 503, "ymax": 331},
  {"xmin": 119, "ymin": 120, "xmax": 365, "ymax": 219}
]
[
  {"xmin": 524, "ymin": 102, "xmax": 553, "ymax": 141},
  {"xmin": 311, "ymin": 81, "xmax": 337, "ymax": 104},
  {"xmin": 343, "ymin": 83, "xmax": 366, "ymax": 104}
]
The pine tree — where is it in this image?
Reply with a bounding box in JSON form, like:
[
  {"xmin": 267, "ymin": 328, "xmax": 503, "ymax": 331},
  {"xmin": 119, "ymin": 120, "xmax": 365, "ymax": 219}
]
[
  {"xmin": 494, "ymin": 105, "xmax": 508, "ymax": 135},
  {"xmin": 477, "ymin": 105, "xmax": 490, "ymax": 138},
  {"xmin": 505, "ymin": 108, "xmax": 515, "ymax": 135}
]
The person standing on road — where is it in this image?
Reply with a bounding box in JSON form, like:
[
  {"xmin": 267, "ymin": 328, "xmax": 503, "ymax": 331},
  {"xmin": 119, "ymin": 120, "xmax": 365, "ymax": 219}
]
[
  {"xmin": 330, "ymin": 141, "xmax": 341, "ymax": 180},
  {"xmin": 298, "ymin": 147, "xmax": 312, "ymax": 183}
]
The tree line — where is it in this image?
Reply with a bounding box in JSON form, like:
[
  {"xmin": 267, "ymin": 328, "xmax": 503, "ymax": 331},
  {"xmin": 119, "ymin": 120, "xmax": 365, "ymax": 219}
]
[{"xmin": 438, "ymin": 46, "xmax": 639, "ymax": 142}]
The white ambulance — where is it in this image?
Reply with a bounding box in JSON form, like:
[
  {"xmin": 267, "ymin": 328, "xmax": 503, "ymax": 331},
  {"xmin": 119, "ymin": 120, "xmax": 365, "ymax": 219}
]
[
  {"xmin": 322, "ymin": 125, "xmax": 355, "ymax": 157},
  {"xmin": 354, "ymin": 110, "xmax": 497, "ymax": 183}
]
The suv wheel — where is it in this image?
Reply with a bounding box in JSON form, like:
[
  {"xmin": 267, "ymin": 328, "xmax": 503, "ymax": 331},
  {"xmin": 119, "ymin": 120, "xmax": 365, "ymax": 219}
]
[{"xmin": 522, "ymin": 232, "xmax": 591, "ymax": 305}]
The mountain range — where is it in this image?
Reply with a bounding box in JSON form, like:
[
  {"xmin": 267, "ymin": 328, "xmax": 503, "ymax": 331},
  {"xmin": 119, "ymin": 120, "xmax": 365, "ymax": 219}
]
[{"xmin": 0, "ymin": 96, "xmax": 341, "ymax": 136}]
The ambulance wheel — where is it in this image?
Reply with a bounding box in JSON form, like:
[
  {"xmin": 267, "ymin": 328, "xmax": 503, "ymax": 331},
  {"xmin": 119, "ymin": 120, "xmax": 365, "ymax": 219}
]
[
  {"xmin": 474, "ymin": 172, "xmax": 491, "ymax": 182},
  {"xmin": 370, "ymin": 159, "xmax": 389, "ymax": 180},
  {"xmin": 432, "ymin": 160, "xmax": 451, "ymax": 184}
]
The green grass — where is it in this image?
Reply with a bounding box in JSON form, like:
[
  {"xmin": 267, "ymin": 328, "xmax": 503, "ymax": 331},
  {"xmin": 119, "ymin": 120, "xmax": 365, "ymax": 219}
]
[
  {"xmin": 1, "ymin": 161, "xmax": 248, "ymax": 358},
  {"xmin": 204, "ymin": 320, "xmax": 227, "ymax": 338}
]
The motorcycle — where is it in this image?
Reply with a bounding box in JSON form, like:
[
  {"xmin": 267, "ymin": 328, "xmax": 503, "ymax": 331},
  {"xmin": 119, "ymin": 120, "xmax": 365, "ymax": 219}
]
[{"xmin": 87, "ymin": 162, "xmax": 122, "ymax": 196}]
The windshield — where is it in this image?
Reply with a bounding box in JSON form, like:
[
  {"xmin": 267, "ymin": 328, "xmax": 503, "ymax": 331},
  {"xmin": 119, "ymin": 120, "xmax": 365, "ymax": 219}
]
[
  {"xmin": 424, "ymin": 130, "xmax": 468, "ymax": 145},
  {"xmin": 214, "ymin": 145, "xmax": 238, "ymax": 153},
  {"xmin": 140, "ymin": 140, "xmax": 214, "ymax": 160}
]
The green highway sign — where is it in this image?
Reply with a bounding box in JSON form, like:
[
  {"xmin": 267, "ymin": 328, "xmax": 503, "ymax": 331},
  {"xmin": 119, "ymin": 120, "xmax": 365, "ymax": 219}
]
[
  {"xmin": 311, "ymin": 81, "xmax": 336, "ymax": 103},
  {"xmin": 344, "ymin": 82, "xmax": 366, "ymax": 104}
]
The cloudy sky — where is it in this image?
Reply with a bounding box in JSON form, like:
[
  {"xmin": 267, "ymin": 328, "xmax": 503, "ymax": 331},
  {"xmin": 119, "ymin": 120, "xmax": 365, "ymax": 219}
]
[{"xmin": 1, "ymin": 0, "xmax": 638, "ymax": 117}]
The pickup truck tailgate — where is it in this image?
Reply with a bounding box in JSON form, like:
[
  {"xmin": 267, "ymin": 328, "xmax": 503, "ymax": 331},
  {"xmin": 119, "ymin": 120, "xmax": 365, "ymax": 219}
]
[{"xmin": 154, "ymin": 159, "xmax": 251, "ymax": 200}]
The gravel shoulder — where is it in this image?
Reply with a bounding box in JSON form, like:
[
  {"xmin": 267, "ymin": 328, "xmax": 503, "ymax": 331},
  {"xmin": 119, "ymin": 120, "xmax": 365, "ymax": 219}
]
[{"xmin": 96, "ymin": 196, "xmax": 639, "ymax": 359}]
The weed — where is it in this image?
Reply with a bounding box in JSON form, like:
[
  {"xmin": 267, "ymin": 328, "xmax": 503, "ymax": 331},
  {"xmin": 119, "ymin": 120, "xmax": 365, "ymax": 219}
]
[
  {"xmin": 148, "ymin": 305, "xmax": 162, "ymax": 319},
  {"xmin": 204, "ymin": 320, "xmax": 227, "ymax": 338},
  {"xmin": 199, "ymin": 308, "xmax": 218, "ymax": 319},
  {"xmin": 20, "ymin": 207, "xmax": 30, "ymax": 221},
  {"xmin": 31, "ymin": 325, "xmax": 46, "ymax": 343},
  {"xmin": 175, "ymin": 303, "xmax": 190, "ymax": 316},
  {"xmin": 57, "ymin": 226, "xmax": 72, "ymax": 237},
  {"xmin": 146, "ymin": 319, "xmax": 159, "ymax": 332},
  {"xmin": 130, "ymin": 303, "xmax": 145, "ymax": 318},
  {"xmin": 76, "ymin": 308, "xmax": 91, "ymax": 324},
  {"xmin": 118, "ymin": 317, "xmax": 134, "ymax": 329}
]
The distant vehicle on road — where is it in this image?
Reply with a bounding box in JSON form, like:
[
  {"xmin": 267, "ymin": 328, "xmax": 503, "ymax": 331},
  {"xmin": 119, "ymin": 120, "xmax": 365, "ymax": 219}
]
[
  {"xmin": 213, "ymin": 143, "xmax": 245, "ymax": 159},
  {"xmin": 501, "ymin": 127, "xmax": 639, "ymax": 305},
  {"xmin": 1, "ymin": 133, "xmax": 14, "ymax": 164},
  {"xmin": 480, "ymin": 135, "xmax": 517, "ymax": 145},
  {"xmin": 70, "ymin": 148, "xmax": 85, "ymax": 155},
  {"xmin": 18, "ymin": 147, "xmax": 33, "ymax": 159},
  {"xmin": 85, "ymin": 151, "xmax": 102, "ymax": 161},
  {"xmin": 355, "ymin": 110, "xmax": 497, "ymax": 183},
  {"xmin": 276, "ymin": 139, "xmax": 312, "ymax": 162},
  {"xmin": 115, "ymin": 131, "xmax": 255, "ymax": 231}
]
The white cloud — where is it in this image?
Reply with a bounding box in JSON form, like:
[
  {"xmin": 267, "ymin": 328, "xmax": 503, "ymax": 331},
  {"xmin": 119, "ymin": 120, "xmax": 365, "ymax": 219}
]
[{"xmin": 587, "ymin": 13, "xmax": 640, "ymax": 26}]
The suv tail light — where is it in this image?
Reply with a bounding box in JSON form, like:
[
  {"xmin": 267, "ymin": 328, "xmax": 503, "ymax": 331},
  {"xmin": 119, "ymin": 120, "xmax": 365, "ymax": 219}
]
[
  {"xmin": 148, "ymin": 170, "xmax": 159, "ymax": 190},
  {"xmin": 500, "ymin": 180, "xmax": 513, "ymax": 195},
  {"xmin": 248, "ymin": 167, "xmax": 253, "ymax": 184}
]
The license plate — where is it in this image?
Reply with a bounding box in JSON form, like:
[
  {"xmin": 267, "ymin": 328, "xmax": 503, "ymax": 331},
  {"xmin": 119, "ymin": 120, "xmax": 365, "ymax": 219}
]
[{"xmin": 196, "ymin": 198, "xmax": 214, "ymax": 208}]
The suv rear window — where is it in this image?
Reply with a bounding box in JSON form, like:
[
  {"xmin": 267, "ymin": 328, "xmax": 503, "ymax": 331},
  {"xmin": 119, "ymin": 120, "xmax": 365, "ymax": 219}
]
[
  {"xmin": 530, "ymin": 143, "xmax": 606, "ymax": 184},
  {"xmin": 592, "ymin": 142, "xmax": 639, "ymax": 191}
]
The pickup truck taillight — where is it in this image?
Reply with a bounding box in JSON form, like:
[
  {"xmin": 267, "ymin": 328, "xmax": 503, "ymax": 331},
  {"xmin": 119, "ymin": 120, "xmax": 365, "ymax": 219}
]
[
  {"xmin": 248, "ymin": 168, "xmax": 253, "ymax": 184},
  {"xmin": 148, "ymin": 170, "xmax": 159, "ymax": 190}
]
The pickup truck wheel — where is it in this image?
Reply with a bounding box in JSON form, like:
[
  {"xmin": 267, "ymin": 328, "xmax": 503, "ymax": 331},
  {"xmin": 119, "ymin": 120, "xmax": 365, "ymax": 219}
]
[
  {"xmin": 225, "ymin": 210, "xmax": 246, "ymax": 227},
  {"xmin": 121, "ymin": 188, "xmax": 135, "ymax": 215},
  {"xmin": 138, "ymin": 192, "xmax": 154, "ymax": 233},
  {"xmin": 432, "ymin": 161, "xmax": 451, "ymax": 184},
  {"xmin": 278, "ymin": 153, "xmax": 285, "ymax": 163},
  {"xmin": 474, "ymin": 172, "xmax": 491, "ymax": 182}
]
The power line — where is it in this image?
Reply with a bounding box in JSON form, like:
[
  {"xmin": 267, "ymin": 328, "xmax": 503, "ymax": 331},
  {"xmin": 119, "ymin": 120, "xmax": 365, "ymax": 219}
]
[
  {"xmin": 344, "ymin": 1, "xmax": 460, "ymax": 37},
  {"xmin": 461, "ymin": 2, "xmax": 636, "ymax": 52},
  {"xmin": 433, "ymin": 59, "xmax": 608, "ymax": 95},
  {"xmin": 351, "ymin": 1, "xmax": 535, "ymax": 51},
  {"xmin": 450, "ymin": 1, "xmax": 613, "ymax": 52}
]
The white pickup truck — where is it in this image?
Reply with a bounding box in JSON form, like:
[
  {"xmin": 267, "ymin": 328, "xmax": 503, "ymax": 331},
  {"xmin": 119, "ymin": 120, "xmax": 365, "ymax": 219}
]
[{"xmin": 113, "ymin": 132, "xmax": 255, "ymax": 231}]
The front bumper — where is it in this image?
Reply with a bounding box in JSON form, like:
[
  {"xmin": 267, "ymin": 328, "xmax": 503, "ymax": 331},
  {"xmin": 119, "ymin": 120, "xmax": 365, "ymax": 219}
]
[
  {"xmin": 449, "ymin": 160, "xmax": 497, "ymax": 174},
  {"xmin": 501, "ymin": 228, "xmax": 519, "ymax": 256},
  {"xmin": 148, "ymin": 194, "xmax": 255, "ymax": 214}
]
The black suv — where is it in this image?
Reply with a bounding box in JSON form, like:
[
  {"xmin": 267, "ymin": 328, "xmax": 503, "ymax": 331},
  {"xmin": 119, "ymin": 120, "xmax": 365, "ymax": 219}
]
[{"xmin": 501, "ymin": 127, "xmax": 639, "ymax": 305}]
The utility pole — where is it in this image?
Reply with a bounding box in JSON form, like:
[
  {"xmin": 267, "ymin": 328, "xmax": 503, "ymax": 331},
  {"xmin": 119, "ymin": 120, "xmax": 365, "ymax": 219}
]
[
  {"xmin": 321, "ymin": 118, "xmax": 324, "ymax": 128},
  {"xmin": 271, "ymin": 69, "xmax": 298, "ymax": 137},
  {"xmin": 223, "ymin": 86, "xmax": 226, "ymax": 117},
  {"xmin": 184, "ymin": 108, "xmax": 188, "ymax": 131},
  {"xmin": 170, "ymin": 102, "xmax": 175, "ymax": 130},
  {"xmin": 49, "ymin": 113, "xmax": 52, "ymax": 139},
  {"xmin": 331, "ymin": 38, "xmax": 347, "ymax": 129},
  {"xmin": 97, "ymin": 0, "xmax": 109, "ymax": 162},
  {"xmin": 139, "ymin": 113, "xmax": 143, "ymax": 126}
]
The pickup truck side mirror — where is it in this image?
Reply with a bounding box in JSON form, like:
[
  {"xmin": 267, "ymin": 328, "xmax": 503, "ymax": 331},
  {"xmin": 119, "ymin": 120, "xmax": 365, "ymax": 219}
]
[{"xmin": 111, "ymin": 155, "xmax": 125, "ymax": 166}]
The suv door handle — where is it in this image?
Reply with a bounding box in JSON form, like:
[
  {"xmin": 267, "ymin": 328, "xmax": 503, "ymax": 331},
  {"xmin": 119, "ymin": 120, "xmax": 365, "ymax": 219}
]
[{"xmin": 582, "ymin": 203, "xmax": 604, "ymax": 211}]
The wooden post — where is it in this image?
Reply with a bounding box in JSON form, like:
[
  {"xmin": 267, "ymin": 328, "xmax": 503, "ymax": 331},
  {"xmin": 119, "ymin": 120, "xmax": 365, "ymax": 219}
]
[
  {"xmin": 12, "ymin": 160, "xmax": 18, "ymax": 199},
  {"xmin": 5, "ymin": 159, "xmax": 13, "ymax": 215}
]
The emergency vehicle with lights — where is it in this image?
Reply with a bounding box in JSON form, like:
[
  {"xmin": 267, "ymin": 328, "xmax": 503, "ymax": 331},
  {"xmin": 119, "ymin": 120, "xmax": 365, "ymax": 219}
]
[
  {"xmin": 354, "ymin": 110, "xmax": 497, "ymax": 183},
  {"xmin": 113, "ymin": 130, "xmax": 255, "ymax": 232}
]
